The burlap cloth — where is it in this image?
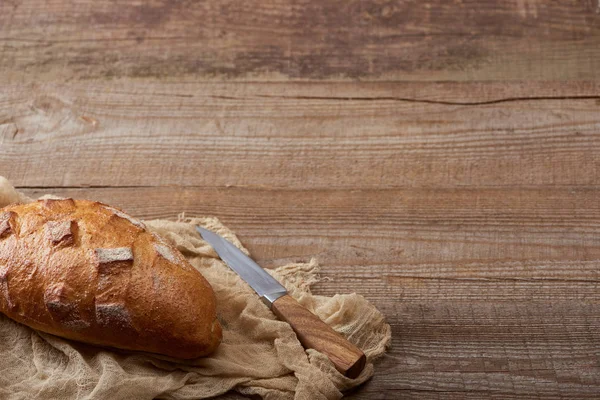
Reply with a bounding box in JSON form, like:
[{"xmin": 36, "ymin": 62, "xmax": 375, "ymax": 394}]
[{"xmin": 0, "ymin": 177, "xmax": 391, "ymax": 400}]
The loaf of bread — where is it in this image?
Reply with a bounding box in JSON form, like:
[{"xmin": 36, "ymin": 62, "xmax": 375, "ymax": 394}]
[{"xmin": 0, "ymin": 198, "xmax": 221, "ymax": 359}]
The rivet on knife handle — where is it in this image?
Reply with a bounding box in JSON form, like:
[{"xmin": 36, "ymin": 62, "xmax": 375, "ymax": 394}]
[
  {"xmin": 196, "ymin": 227, "xmax": 366, "ymax": 378},
  {"xmin": 271, "ymin": 294, "xmax": 366, "ymax": 378}
]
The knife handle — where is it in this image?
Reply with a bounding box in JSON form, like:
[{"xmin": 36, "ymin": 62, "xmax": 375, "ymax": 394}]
[{"xmin": 271, "ymin": 294, "xmax": 366, "ymax": 379}]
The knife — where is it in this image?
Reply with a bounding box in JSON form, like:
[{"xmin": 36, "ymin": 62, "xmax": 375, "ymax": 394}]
[{"xmin": 197, "ymin": 227, "xmax": 366, "ymax": 379}]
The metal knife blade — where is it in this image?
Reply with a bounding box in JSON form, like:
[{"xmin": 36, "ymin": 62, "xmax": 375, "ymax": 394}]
[
  {"xmin": 196, "ymin": 227, "xmax": 287, "ymax": 306},
  {"xmin": 197, "ymin": 226, "xmax": 367, "ymax": 378}
]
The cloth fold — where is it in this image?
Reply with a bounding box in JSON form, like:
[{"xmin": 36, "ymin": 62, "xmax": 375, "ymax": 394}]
[{"xmin": 0, "ymin": 177, "xmax": 391, "ymax": 400}]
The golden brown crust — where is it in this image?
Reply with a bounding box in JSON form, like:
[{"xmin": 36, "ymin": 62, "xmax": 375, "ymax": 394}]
[{"xmin": 0, "ymin": 199, "xmax": 221, "ymax": 359}]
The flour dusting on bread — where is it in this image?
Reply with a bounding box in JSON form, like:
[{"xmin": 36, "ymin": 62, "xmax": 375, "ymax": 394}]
[
  {"xmin": 45, "ymin": 220, "xmax": 75, "ymax": 246},
  {"xmin": 44, "ymin": 283, "xmax": 76, "ymax": 316},
  {"xmin": 95, "ymin": 303, "xmax": 134, "ymax": 330},
  {"xmin": 95, "ymin": 247, "xmax": 134, "ymax": 264},
  {"xmin": 103, "ymin": 206, "xmax": 146, "ymax": 229},
  {"xmin": 0, "ymin": 212, "xmax": 15, "ymax": 238},
  {"xmin": 0, "ymin": 269, "xmax": 14, "ymax": 310},
  {"xmin": 154, "ymin": 244, "xmax": 175, "ymax": 263},
  {"xmin": 152, "ymin": 234, "xmax": 193, "ymax": 271}
]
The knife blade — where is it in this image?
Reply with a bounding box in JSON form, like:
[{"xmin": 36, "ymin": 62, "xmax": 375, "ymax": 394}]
[
  {"xmin": 197, "ymin": 226, "xmax": 366, "ymax": 379},
  {"xmin": 196, "ymin": 227, "xmax": 288, "ymax": 306}
]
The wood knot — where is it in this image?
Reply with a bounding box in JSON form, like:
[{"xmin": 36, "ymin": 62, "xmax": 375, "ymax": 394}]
[{"xmin": 30, "ymin": 95, "xmax": 67, "ymax": 115}]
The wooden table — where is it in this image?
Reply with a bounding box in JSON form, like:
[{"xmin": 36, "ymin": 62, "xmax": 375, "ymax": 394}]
[{"xmin": 2, "ymin": 1, "xmax": 600, "ymax": 398}]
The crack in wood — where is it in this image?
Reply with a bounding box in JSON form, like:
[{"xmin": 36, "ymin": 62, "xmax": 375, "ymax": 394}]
[
  {"xmin": 17, "ymin": 185, "xmax": 600, "ymax": 190},
  {"xmin": 384, "ymin": 276, "xmax": 600, "ymax": 283},
  {"xmin": 254, "ymin": 94, "xmax": 600, "ymax": 106}
]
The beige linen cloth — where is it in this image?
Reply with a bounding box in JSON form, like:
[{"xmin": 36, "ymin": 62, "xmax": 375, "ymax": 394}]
[{"xmin": 0, "ymin": 177, "xmax": 391, "ymax": 400}]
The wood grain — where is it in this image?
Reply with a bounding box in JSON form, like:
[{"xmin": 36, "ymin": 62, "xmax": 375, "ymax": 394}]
[
  {"xmin": 15, "ymin": 186, "xmax": 600, "ymax": 397},
  {"xmin": 1, "ymin": 0, "xmax": 600, "ymax": 82},
  {"xmin": 2, "ymin": 81, "xmax": 600, "ymax": 189},
  {"xmin": 271, "ymin": 294, "xmax": 366, "ymax": 379},
  {"xmin": 3, "ymin": 0, "xmax": 600, "ymax": 397}
]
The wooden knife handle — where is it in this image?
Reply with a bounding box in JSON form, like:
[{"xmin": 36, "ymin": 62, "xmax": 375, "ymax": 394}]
[{"xmin": 271, "ymin": 294, "xmax": 366, "ymax": 379}]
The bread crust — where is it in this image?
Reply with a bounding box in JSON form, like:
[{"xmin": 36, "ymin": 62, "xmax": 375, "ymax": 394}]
[{"xmin": 0, "ymin": 199, "xmax": 222, "ymax": 359}]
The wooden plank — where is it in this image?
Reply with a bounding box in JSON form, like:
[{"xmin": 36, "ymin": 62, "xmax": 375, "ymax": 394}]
[
  {"xmin": 2, "ymin": 81, "xmax": 600, "ymax": 188},
  {"xmin": 17, "ymin": 186, "xmax": 600, "ymax": 398},
  {"xmin": 1, "ymin": 0, "xmax": 599, "ymax": 82},
  {"xmin": 371, "ymin": 303, "xmax": 600, "ymax": 399},
  {"xmin": 19, "ymin": 186, "xmax": 600, "ymax": 287}
]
